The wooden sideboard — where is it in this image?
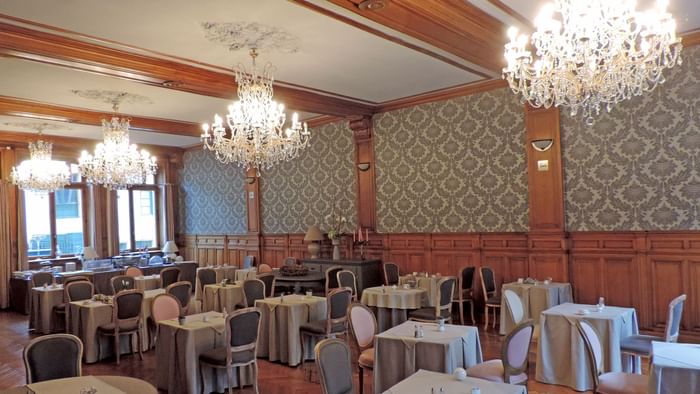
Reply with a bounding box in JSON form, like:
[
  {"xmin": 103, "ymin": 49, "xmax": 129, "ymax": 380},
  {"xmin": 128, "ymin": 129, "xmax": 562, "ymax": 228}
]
[{"xmin": 300, "ymin": 258, "xmax": 382, "ymax": 294}]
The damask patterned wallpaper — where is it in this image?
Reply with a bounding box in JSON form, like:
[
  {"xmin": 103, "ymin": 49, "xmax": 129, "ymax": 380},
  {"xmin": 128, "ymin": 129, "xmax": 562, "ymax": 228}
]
[
  {"xmin": 374, "ymin": 88, "xmax": 529, "ymax": 233},
  {"xmin": 562, "ymin": 45, "xmax": 700, "ymax": 231},
  {"xmin": 178, "ymin": 149, "xmax": 247, "ymax": 234},
  {"xmin": 260, "ymin": 121, "xmax": 357, "ymax": 234}
]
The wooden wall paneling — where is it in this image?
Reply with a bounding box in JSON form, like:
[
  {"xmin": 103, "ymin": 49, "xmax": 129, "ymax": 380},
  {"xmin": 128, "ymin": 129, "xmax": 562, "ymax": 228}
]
[
  {"xmin": 480, "ymin": 233, "xmax": 528, "ymax": 294},
  {"xmin": 527, "ymin": 233, "xmax": 568, "ymax": 282},
  {"xmin": 384, "ymin": 234, "xmax": 431, "ymax": 274},
  {"xmin": 350, "ymin": 116, "xmax": 377, "ymax": 230},
  {"xmin": 261, "ymin": 234, "xmax": 289, "ymax": 267},
  {"xmin": 225, "ymin": 234, "xmax": 260, "ymax": 267},
  {"xmin": 429, "ymin": 233, "xmax": 480, "ymax": 276},
  {"xmin": 180, "ymin": 235, "xmax": 197, "ymax": 262},
  {"xmin": 195, "ymin": 235, "xmax": 226, "ymax": 266},
  {"xmin": 350, "ymin": 233, "xmax": 385, "ymax": 261},
  {"xmin": 245, "ymin": 169, "xmax": 261, "ymax": 235}
]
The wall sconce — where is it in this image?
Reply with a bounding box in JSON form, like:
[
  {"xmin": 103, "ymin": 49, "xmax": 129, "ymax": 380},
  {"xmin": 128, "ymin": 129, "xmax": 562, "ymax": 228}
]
[
  {"xmin": 357, "ymin": 162, "xmax": 371, "ymax": 172},
  {"xmin": 531, "ymin": 139, "xmax": 554, "ymax": 152},
  {"xmin": 244, "ymin": 176, "xmax": 256, "ymax": 184}
]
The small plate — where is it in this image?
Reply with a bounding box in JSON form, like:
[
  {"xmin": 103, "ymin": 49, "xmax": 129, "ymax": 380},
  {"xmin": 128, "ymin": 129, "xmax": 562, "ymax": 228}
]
[{"xmin": 575, "ymin": 309, "xmax": 591, "ymax": 315}]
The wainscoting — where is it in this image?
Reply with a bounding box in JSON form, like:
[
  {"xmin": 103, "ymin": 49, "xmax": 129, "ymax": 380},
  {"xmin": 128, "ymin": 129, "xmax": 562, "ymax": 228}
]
[{"xmin": 179, "ymin": 230, "xmax": 700, "ymax": 341}]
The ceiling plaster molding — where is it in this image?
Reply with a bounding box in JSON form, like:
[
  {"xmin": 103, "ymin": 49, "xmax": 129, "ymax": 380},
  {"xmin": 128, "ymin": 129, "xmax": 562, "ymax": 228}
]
[{"xmin": 201, "ymin": 21, "xmax": 301, "ymax": 54}]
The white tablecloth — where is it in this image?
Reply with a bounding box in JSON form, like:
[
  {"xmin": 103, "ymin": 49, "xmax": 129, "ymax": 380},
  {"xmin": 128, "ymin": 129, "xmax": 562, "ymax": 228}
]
[
  {"xmin": 235, "ymin": 267, "xmax": 258, "ymax": 282},
  {"xmin": 499, "ymin": 281, "xmax": 573, "ymax": 335},
  {"xmin": 383, "ymin": 369, "xmax": 526, "ymax": 394},
  {"xmin": 134, "ymin": 275, "xmax": 160, "ymax": 291},
  {"xmin": 649, "ymin": 341, "xmax": 700, "ymax": 394},
  {"xmin": 374, "ymin": 321, "xmax": 483, "ymax": 394},
  {"xmin": 29, "ymin": 285, "xmax": 64, "ymax": 334},
  {"xmin": 361, "ymin": 286, "xmax": 426, "ymax": 332},
  {"xmin": 201, "ymin": 283, "xmax": 245, "ymax": 313},
  {"xmin": 535, "ymin": 303, "xmax": 639, "ymax": 391},
  {"xmin": 194, "ymin": 266, "xmax": 238, "ymax": 301}
]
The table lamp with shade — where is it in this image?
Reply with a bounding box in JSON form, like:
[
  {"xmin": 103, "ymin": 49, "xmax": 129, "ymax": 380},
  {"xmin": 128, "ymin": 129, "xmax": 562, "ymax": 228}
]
[
  {"xmin": 82, "ymin": 246, "xmax": 98, "ymax": 261},
  {"xmin": 162, "ymin": 241, "xmax": 179, "ymax": 262},
  {"xmin": 304, "ymin": 225, "xmax": 323, "ymax": 259}
]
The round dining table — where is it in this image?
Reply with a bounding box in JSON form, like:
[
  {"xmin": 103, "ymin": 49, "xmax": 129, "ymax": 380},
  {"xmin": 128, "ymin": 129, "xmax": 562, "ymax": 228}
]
[{"xmin": 3, "ymin": 375, "xmax": 157, "ymax": 394}]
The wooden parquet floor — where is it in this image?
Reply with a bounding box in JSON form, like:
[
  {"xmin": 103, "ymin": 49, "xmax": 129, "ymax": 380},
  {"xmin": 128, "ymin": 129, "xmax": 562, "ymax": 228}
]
[{"xmin": 0, "ymin": 310, "xmax": 598, "ymax": 393}]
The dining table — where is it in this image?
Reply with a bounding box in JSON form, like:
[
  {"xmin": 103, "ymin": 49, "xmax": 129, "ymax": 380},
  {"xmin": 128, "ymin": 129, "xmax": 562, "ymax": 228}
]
[
  {"xmin": 255, "ymin": 294, "xmax": 327, "ymax": 366},
  {"xmin": 361, "ymin": 285, "xmax": 426, "ymax": 331},
  {"xmin": 134, "ymin": 274, "xmax": 160, "ymax": 291},
  {"xmin": 235, "ymin": 267, "xmax": 258, "ymax": 282},
  {"xmin": 28, "ymin": 284, "xmax": 64, "ymax": 334},
  {"xmin": 382, "ymin": 369, "xmax": 526, "ymax": 394},
  {"xmin": 499, "ymin": 280, "xmax": 573, "ymax": 335},
  {"xmin": 1, "ymin": 375, "xmax": 157, "ymax": 394},
  {"xmin": 373, "ymin": 320, "xmax": 483, "ymax": 394},
  {"xmin": 272, "ymin": 271, "xmax": 326, "ymax": 294},
  {"xmin": 398, "ymin": 274, "xmax": 439, "ymax": 307},
  {"xmin": 649, "ymin": 341, "xmax": 700, "ymax": 394},
  {"xmin": 194, "ymin": 265, "xmax": 239, "ymax": 301},
  {"xmin": 535, "ymin": 302, "xmax": 639, "ymax": 391},
  {"xmin": 201, "ymin": 283, "xmax": 246, "ymax": 313}
]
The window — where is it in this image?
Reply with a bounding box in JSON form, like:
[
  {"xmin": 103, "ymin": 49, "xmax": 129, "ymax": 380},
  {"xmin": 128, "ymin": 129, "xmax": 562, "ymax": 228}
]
[
  {"xmin": 117, "ymin": 186, "xmax": 159, "ymax": 252},
  {"xmin": 25, "ymin": 185, "xmax": 86, "ymax": 258}
]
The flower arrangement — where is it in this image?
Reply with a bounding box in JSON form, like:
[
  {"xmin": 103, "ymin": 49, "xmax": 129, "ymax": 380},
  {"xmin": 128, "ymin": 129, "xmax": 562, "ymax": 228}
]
[{"xmin": 325, "ymin": 212, "xmax": 347, "ymax": 241}]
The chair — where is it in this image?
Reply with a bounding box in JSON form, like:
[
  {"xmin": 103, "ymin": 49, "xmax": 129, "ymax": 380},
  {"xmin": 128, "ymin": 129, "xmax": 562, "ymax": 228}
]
[
  {"xmin": 160, "ymin": 267, "xmax": 181, "ymax": 288},
  {"xmin": 409, "ymin": 277, "xmax": 456, "ymax": 323},
  {"xmin": 97, "ymin": 289, "xmax": 144, "ymax": 364},
  {"xmin": 348, "ymin": 303, "xmax": 377, "ymax": 394},
  {"xmin": 166, "ymin": 281, "xmax": 192, "ymax": 315},
  {"xmin": 257, "ymin": 273, "xmax": 276, "ymax": 298},
  {"xmin": 315, "ymin": 339, "xmax": 355, "ymax": 394},
  {"xmin": 198, "ymin": 307, "xmax": 261, "ymax": 394},
  {"xmin": 62, "ymin": 275, "xmax": 90, "ymax": 286},
  {"xmin": 149, "ymin": 293, "xmax": 181, "ymax": 349},
  {"xmin": 284, "ymin": 257, "xmax": 298, "ymax": 266},
  {"xmin": 257, "ymin": 263, "xmax": 273, "ymax": 273},
  {"xmin": 65, "ymin": 280, "xmax": 94, "ymax": 302},
  {"xmin": 23, "ymin": 334, "xmax": 83, "ymax": 383},
  {"xmin": 452, "ymin": 266, "xmax": 476, "ymax": 325},
  {"xmin": 467, "ymin": 319, "xmax": 535, "ymax": 385},
  {"xmin": 480, "ymin": 266, "xmax": 501, "ymax": 330},
  {"xmin": 197, "ymin": 268, "xmax": 217, "ymax": 296},
  {"xmin": 242, "ymin": 255, "xmax": 255, "ymax": 269},
  {"xmin": 125, "ymin": 266, "xmax": 143, "ymax": 277},
  {"xmin": 31, "ymin": 271, "xmax": 54, "ymax": 288},
  {"xmin": 243, "ymin": 279, "xmax": 266, "ymax": 307},
  {"xmin": 325, "ymin": 265, "xmax": 343, "ymax": 295},
  {"xmin": 111, "ymin": 275, "xmax": 135, "ymax": 294},
  {"xmin": 337, "ymin": 270, "xmax": 358, "ymax": 301},
  {"xmin": 300, "ymin": 288, "xmax": 352, "ymax": 370},
  {"xmin": 382, "ymin": 262, "xmax": 399, "ymax": 286},
  {"xmin": 503, "ymin": 289, "xmax": 525, "ymax": 326},
  {"xmin": 576, "ymin": 320, "xmax": 647, "ymax": 394},
  {"xmin": 620, "ymin": 294, "xmax": 686, "ymax": 373}
]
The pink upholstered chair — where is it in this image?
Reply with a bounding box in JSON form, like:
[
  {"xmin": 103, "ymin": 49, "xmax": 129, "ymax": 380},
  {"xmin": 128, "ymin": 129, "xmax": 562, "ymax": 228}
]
[
  {"xmin": 348, "ymin": 303, "xmax": 377, "ymax": 394},
  {"xmin": 467, "ymin": 319, "xmax": 535, "ymax": 385},
  {"xmin": 149, "ymin": 293, "xmax": 181, "ymax": 348},
  {"xmin": 125, "ymin": 266, "xmax": 143, "ymax": 277},
  {"xmin": 576, "ymin": 320, "xmax": 647, "ymax": 394},
  {"xmin": 257, "ymin": 263, "xmax": 273, "ymax": 273}
]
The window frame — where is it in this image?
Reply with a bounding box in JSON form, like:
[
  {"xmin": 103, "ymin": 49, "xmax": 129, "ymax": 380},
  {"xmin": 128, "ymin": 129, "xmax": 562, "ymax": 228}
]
[{"xmin": 117, "ymin": 185, "xmax": 161, "ymax": 252}]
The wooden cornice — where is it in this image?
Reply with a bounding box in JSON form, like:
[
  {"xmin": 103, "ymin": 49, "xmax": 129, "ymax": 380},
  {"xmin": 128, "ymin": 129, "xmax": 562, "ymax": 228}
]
[
  {"xmin": 683, "ymin": 30, "xmax": 700, "ymax": 47},
  {"xmin": 0, "ymin": 96, "xmax": 201, "ymax": 137},
  {"xmin": 0, "ymin": 21, "xmax": 375, "ymax": 117},
  {"xmin": 305, "ymin": 114, "xmax": 345, "ymax": 128},
  {"xmin": 376, "ymin": 79, "xmax": 508, "ymax": 113}
]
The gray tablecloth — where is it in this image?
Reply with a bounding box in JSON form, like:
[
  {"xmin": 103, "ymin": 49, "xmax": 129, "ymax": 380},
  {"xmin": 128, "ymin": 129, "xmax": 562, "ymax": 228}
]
[
  {"xmin": 201, "ymin": 283, "xmax": 245, "ymax": 313},
  {"xmin": 28, "ymin": 285, "xmax": 64, "ymax": 334},
  {"xmin": 499, "ymin": 281, "xmax": 573, "ymax": 335},
  {"xmin": 255, "ymin": 294, "xmax": 327, "ymax": 366},
  {"xmin": 362, "ymin": 286, "xmax": 426, "ymax": 332},
  {"xmin": 235, "ymin": 268, "xmax": 258, "ymax": 282},
  {"xmin": 3, "ymin": 376, "xmax": 157, "ymax": 394},
  {"xmin": 134, "ymin": 275, "xmax": 160, "ymax": 291},
  {"xmin": 399, "ymin": 276, "xmax": 439, "ymax": 307},
  {"xmin": 156, "ymin": 311, "xmax": 254, "ymax": 394},
  {"xmin": 194, "ymin": 266, "xmax": 238, "ymax": 301},
  {"xmin": 374, "ymin": 321, "xmax": 483, "ymax": 394},
  {"xmin": 535, "ymin": 303, "xmax": 639, "ymax": 391},
  {"xmin": 383, "ymin": 369, "xmax": 526, "ymax": 394},
  {"xmin": 649, "ymin": 341, "xmax": 700, "ymax": 394}
]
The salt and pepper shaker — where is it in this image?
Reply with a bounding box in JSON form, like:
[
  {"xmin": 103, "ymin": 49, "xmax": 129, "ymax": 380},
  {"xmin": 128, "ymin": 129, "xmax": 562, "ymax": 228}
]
[
  {"xmin": 597, "ymin": 296, "xmax": 605, "ymax": 311},
  {"xmin": 280, "ymin": 292, "xmax": 285, "ymax": 303},
  {"xmin": 471, "ymin": 387, "xmax": 481, "ymax": 394},
  {"xmin": 438, "ymin": 318, "xmax": 446, "ymax": 332},
  {"xmin": 414, "ymin": 325, "xmax": 420, "ymax": 338}
]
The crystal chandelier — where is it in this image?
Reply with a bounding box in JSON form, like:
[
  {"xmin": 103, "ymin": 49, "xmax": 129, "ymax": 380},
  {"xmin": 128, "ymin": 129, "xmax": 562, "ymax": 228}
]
[
  {"xmin": 11, "ymin": 132, "xmax": 70, "ymax": 193},
  {"xmin": 78, "ymin": 97, "xmax": 157, "ymax": 190},
  {"xmin": 503, "ymin": 0, "xmax": 682, "ymax": 124},
  {"xmin": 201, "ymin": 49, "xmax": 310, "ymax": 172}
]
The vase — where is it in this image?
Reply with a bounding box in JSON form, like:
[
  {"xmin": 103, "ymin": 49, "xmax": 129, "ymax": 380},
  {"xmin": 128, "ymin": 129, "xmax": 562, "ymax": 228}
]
[{"xmin": 332, "ymin": 238, "xmax": 341, "ymax": 260}]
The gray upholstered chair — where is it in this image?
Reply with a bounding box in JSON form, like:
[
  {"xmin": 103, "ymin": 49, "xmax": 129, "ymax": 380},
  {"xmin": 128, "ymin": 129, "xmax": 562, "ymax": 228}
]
[
  {"xmin": 97, "ymin": 289, "xmax": 144, "ymax": 364},
  {"xmin": 409, "ymin": 277, "xmax": 455, "ymax": 323},
  {"xmin": 166, "ymin": 281, "xmax": 192, "ymax": 315},
  {"xmin": 452, "ymin": 266, "xmax": 476, "ymax": 325},
  {"xmin": 620, "ymin": 294, "xmax": 686, "ymax": 373},
  {"xmin": 325, "ymin": 266, "xmax": 343, "ymax": 295},
  {"xmin": 467, "ymin": 319, "xmax": 535, "ymax": 385},
  {"xmin": 480, "ymin": 266, "xmax": 501, "ymax": 330},
  {"xmin": 199, "ymin": 307, "xmax": 261, "ymax": 394},
  {"xmin": 160, "ymin": 267, "xmax": 181, "ymax": 288},
  {"xmin": 197, "ymin": 268, "xmax": 217, "ymax": 296},
  {"xmin": 315, "ymin": 338, "xmax": 355, "ymax": 394},
  {"xmin": 65, "ymin": 280, "xmax": 94, "ymax": 302},
  {"xmin": 337, "ymin": 270, "xmax": 358, "ymax": 301},
  {"xmin": 243, "ymin": 279, "xmax": 266, "ymax": 307},
  {"xmin": 31, "ymin": 271, "xmax": 54, "ymax": 288},
  {"xmin": 382, "ymin": 262, "xmax": 399, "ymax": 286},
  {"xmin": 257, "ymin": 273, "xmax": 276, "ymax": 298},
  {"xmin": 111, "ymin": 275, "xmax": 135, "ymax": 294},
  {"xmin": 242, "ymin": 255, "xmax": 255, "ymax": 269},
  {"xmin": 348, "ymin": 303, "xmax": 377, "ymax": 394},
  {"xmin": 577, "ymin": 320, "xmax": 647, "ymax": 393},
  {"xmin": 23, "ymin": 333, "xmax": 83, "ymax": 383},
  {"xmin": 300, "ymin": 288, "xmax": 352, "ymax": 370},
  {"xmin": 62, "ymin": 275, "xmax": 90, "ymax": 286}
]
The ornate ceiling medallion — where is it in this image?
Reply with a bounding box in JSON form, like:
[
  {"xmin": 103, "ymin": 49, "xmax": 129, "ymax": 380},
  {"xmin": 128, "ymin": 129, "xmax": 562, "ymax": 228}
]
[{"xmin": 201, "ymin": 22, "xmax": 300, "ymax": 53}]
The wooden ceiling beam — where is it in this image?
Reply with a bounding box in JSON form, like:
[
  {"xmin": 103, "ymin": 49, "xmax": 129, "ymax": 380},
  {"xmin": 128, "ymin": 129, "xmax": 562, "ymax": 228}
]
[
  {"xmin": 0, "ymin": 21, "xmax": 375, "ymax": 117},
  {"xmin": 0, "ymin": 96, "xmax": 202, "ymax": 137}
]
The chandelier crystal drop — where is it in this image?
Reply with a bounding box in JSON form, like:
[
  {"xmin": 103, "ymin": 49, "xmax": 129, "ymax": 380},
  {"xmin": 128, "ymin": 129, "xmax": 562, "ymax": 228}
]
[
  {"xmin": 11, "ymin": 135, "xmax": 70, "ymax": 193},
  {"xmin": 78, "ymin": 99, "xmax": 157, "ymax": 190},
  {"xmin": 201, "ymin": 49, "xmax": 311, "ymax": 172},
  {"xmin": 502, "ymin": 0, "xmax": 682, "ymax": 124}
]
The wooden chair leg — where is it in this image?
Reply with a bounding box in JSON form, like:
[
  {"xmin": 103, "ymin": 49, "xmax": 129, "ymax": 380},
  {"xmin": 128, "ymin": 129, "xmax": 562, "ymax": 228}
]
[
  {"xmin": 115, "ymin": 334, "xmax": 120, "ymax": 365},
  {"xmin": 137, "ymin": 331, "xmax": 143, "ymax": 360},
  {"xmin": 253, "ymin": 361, "xmax": 259, "ymax": 394},
  {"xmin": 469, "ymin": 300, "xmax": 476, "ymax": 325},
  {"xmin": 199, "ymin": 363, "xmax": 205, "ymax": 394},
  {"xmin": 492, "ymin": 307, "xmax": 497, "ymax": 328},
  {"xmin": 227, "ymin": 364, "xmax": 233, "ymax": 394},
  {"xmin": 459, "ymin": 301, "xmax": 465, "ymax": 325},
  {"xmin": 484, "ymin": 306, "xmax": 489, "ymax": 330},
  {"xmin": 237, "ymin": 366, "xmax": 243, "ymax": 393},
  {"xmin": 359, "ymin": 366, "xmax": 364, "ymax": 394}
]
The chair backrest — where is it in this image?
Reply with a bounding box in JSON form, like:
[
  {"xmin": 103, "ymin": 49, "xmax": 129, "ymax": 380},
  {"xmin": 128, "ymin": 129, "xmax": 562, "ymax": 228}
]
[
  {"xmin": 243, "ymin": 279, "xmax": 266, "ymax": 307},
  {"xmin": 23, "ymin": 334, "xmax": 83, "ymax": 384},
  {"xmin": 348, "ymin": 303, "xmax": 377, "ymax": 350},
  {"xmin": 166, "ymin": 281, "xmax": 192, "ymax": 313},
  {"xmin": 160, "ymin": 267, "xmax": 181, "ymax": 288},
  {"xmin": 62, "ymin": 275, "xmax": 89, "ymax": 286},
  {"xmin": 65, "ymin": 281, "xmax": 94, "ymax": 302},
  {"xmin": 151, "ymin": 293, "xmax": 182, "ymax": 322},
  {"xmin": 111, "ymin": 275, "xmax": 135, "ymax": 294},
  {"xmin": 257, "ymin": 273, "xmax": 276, "ymax": 298},
  {"xmin": 501, "ymin": 319, "xmax": 535, "ymax": 384},
  {"xmin": 31, "ymin": 272, "xmax": 54, "ymax": 288},
  {"xmin": 326, "ymin": 287, "xmax": 352, "ymax": 334},
  {"xmin": 383, "ymin": 262, "xmax": 399, "ymax": 286},
  {"xmin": 479, "ymin": 266, "xmax": 497, "ymax": 299},
  {"xmin": 576, "ymin": 320, "xmax": 603, "ymax": 390},
  {"xmin": 226, "ymin": 307, "xmax": 261, "ymax": 352},
  {"xmin": 284, "ymin": 257, "xmax": 298, "ymax": 266},
  {"xmin": 436, "ymin": 277, "xmax": 456, "ymax": 318},
  {"xmin": 258, "ymin": 263, "xmax": 273, "ymax": 273},
  {"xmin": 665, "ymin": 294, "xmax": 686, "ymax": 342},
  {"xmin": 197, "ymin": 268, "xmax": 217, "ymax": 293},
  {"xmin": 337, "ymin": 270, "xmax": 357, "ymax": 299},
  {"xmin": 325, "ymin": 266, "xmax": 343, "ymax": 295},
  {"xmin": 113, "ymin": 289, "xmax": 144, "ymax": 321},
  {"xmin": 504, "ymin": 289, "xmax": 525, "ymax": 325},
  {"xmin": 125, "ymin": 266, "xmax": 143, "ymax": 277},
  {"xmin": 242, "ymin": 255, "xmax": 255, "ymax": 269},
  {"xmin": 315, "ymin": 338, "xmax": 355, "ymax": 394},
  {"xmin": 458, "ymin": 266, "xmax": 476, "ymax": 298}
]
